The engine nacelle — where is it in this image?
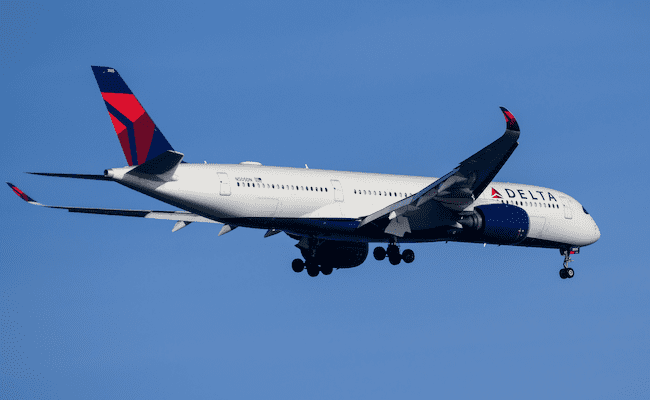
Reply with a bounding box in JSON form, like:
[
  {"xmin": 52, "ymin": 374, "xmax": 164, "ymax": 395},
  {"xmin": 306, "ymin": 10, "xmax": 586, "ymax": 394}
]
[
  {"xmin": 460, "ymin": 204, "xmax": 529, "ymax": 245},
  {"xmin": 301, "ymin": 241, "xmax": 369, "ymax": 269}
]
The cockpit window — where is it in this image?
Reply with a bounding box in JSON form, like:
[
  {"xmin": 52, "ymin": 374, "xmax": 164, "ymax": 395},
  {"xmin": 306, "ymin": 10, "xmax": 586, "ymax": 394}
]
[{"xmin": 582, "ymin": 206, "xmax": 589, "ymax": 215}]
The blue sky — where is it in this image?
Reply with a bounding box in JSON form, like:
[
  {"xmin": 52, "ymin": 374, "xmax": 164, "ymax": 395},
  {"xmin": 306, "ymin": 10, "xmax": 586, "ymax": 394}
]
[{"xmin": 2, "ymin": 1, "xmax": 649, "ymax": 398}]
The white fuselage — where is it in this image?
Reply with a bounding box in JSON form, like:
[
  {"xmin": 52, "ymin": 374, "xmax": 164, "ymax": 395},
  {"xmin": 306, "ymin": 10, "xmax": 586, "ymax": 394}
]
[{"xmin": 107, "ymin": 162, "xmax": 600, "ymax": 247}]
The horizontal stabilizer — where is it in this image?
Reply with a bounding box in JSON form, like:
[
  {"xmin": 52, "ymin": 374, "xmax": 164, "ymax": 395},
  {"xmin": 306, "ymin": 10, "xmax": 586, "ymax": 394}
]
[{"xmin": 28, "ymin": 172, "xmax": 111, "ymax": 181}]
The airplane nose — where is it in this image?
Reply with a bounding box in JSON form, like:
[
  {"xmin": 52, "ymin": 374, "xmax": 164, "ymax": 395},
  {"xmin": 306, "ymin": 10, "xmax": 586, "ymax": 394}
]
[{"xmin": 593, "ymin": 220, "xmax": 601, "ymax": 243}]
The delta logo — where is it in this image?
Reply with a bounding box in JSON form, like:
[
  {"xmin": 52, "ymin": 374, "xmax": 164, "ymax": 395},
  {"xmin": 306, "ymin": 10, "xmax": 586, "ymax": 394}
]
[{"xmin": 490, "ymin": 187, "xmax": 558, "ymax": 202}]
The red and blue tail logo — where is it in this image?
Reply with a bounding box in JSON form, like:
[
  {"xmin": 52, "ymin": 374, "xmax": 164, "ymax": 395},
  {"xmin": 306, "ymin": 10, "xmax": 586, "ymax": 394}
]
[{"xmin": 91, "ymin": 66, "xmax": 174, "ymax": 166}]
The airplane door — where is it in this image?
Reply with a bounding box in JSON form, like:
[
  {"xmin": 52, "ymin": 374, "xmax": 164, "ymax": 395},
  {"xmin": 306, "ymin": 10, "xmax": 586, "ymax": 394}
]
[
  {"xmin": 559, "ymin": 196, "xmax": 572, "ymax": 219},
  {"xmin": 217, "ymin": 172, "xmax": 231, "ymax": 196},
  {"xmin": 331, "ymin": 179, "xmax": 344, "ymax": 202}
]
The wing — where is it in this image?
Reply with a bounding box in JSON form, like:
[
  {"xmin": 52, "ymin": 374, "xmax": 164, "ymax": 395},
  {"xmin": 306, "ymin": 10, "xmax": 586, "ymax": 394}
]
[
  {"xmin": 358, "ymin": 107, "xmax": 520, "ymax": 237},
  {"xmin": 6, "ymin": 182, "xmax": 220, "ymax": 232}
]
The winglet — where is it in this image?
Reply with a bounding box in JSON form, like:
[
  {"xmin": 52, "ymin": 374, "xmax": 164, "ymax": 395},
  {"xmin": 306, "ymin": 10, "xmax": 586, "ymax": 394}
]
[
  {"xmin": 500, "ymin": 107, "xmax": 520, "ymax": 132},
  {"xmin": 6, "ymin": 182, "xmax": 37, "ymax": 203}
]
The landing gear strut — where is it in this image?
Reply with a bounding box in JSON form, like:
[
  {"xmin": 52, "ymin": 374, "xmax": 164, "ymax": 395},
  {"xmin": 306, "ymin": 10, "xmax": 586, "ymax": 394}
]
[
  {"xmin": 559, "ymin": 248, "xmax": 576, "ymax": 279},
  {"xmin": 373, "ymin": 243, "xmax": 415, "ymax": 265}
]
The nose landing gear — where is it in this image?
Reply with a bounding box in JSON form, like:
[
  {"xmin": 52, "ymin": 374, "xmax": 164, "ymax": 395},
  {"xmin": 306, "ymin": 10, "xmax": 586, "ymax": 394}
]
[
  {"xmin": 373, "ymin": 244, "xmax": 415, "ymax": 265},
  {"xmin": 559, "ymin": 248, "xmax": 577, "ymax": 279}
]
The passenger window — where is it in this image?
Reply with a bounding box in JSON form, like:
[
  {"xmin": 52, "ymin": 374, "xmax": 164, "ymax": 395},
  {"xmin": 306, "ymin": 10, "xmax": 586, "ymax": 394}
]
[
  {"xmin": 237, "ymin": 182, "xmax": 240, "ymax": 186},
  {"xmin": 325, "ymin": 188, "xmax": 328, "ymax": 192},
  {"xmin": 354, "ymin": 189, "xmax": 357, "ymax": 194}
]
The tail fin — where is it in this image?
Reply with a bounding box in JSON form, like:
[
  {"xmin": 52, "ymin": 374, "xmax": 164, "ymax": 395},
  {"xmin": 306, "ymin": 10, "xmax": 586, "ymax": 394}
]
[{"xmin": 91, "ymin": 66, "xmax": 175, "ymax": 166}]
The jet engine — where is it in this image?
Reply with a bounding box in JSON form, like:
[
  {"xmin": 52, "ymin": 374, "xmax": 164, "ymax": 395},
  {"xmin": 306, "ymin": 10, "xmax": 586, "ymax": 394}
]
[
  {"xmin": 458, "ymin": 204, "xmax": 529, "ymax": 245},
  {"xmin": 301, "ymin": 241, "xmax": 369, "ymax": 269}
]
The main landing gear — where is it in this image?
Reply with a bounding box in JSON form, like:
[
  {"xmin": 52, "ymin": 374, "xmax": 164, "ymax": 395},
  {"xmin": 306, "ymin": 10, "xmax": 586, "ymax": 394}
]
[
  {"xmin": 559, "ymin": 248, "xmax": 576, "ymax": 280},
  {"xmin": 373, "ymin": 244, "xmax": 414, "ymax": 265},
  {"xmin": 291, "ymin": 258, "xmax": 333, "ymax": 277}
]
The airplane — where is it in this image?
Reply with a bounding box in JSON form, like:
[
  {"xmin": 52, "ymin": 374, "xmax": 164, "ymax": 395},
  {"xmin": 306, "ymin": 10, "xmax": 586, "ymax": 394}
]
[{"xmin": 7, "ymin": 66, "xmax": 600, "ymax": 279}]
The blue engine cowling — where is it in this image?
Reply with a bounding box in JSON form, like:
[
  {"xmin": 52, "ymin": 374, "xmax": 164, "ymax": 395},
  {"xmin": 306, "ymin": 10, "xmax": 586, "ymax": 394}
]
[
  {"xmin": 301, "ymin": 241, "xmax": 369, "ymax": 269},
  {"xmin": 472, "ymin": 204, "xmax": 530, "ymax": 245}
]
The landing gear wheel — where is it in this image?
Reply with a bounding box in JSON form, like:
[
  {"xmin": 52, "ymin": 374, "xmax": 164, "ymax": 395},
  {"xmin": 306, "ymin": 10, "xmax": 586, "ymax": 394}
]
[
  {"xmin": 307, "ymin": 266, "xmax": 319, "ymax": 277},
  {"xmin": 373, "ymin": 246, "xmax": 386, "ymax": 261},
  {"xmin": 389, "ymin": 255, "xmax": 401, "ymax": 265},
  {"xmin": 320, "ymin": 265, "xmax": 333, "ymax": 275},
  {"xmin": 559, "ymin": 249, "xmax": 576, "ymax": 280},
  {"xmin": 292, "ymin": 259, "xmax": 304, "ymax": 273},
  {"xmin": 387, "ymin": 244, "xmax": 400, "ymax": 259},
  {"xmin": 402, "ymin": 249, "xmax": 415, "ymax": 264}
]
